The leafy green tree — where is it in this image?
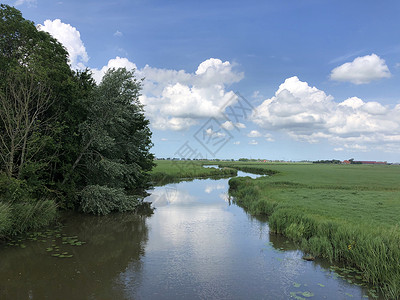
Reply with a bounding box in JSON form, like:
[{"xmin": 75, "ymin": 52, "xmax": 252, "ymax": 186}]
[
  {"xmin": 65, "ymin": 68, "xmax": 154, "ymax": 214},
  {"xmin": 0, "ymin": 4, "xmax": 73, "ymax": 185},
  {"xmin": 1, "ymin": 4, "xmax": 154, "ymax": 226}
]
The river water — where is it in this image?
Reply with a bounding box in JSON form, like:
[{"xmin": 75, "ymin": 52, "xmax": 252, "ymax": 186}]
[{"xmin": 0, "ymin": 170, "xmax": 376, "ymax": 299}]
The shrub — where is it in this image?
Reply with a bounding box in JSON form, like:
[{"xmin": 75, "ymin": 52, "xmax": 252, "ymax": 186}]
[{"xmin": 80, "ymin": 185, "xmax": 139, "ymax": 215}]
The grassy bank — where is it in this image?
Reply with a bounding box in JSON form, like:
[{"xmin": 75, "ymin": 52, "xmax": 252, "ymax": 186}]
[
  {"xmin": 225, "ymin": 162, "xmax": 400, "ymax": 299},
  {"xmin": 150, "ymin": 160, "xmax": 237, "ymax": 185},
  {"xmin": 0, "ymin": 173, "xmax": 58, "ymax": 239}
]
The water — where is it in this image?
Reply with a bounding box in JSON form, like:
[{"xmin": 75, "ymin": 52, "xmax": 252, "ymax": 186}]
[{"xmin": 0, "ymin": 172, "xmax": 376, "ymax": 299}]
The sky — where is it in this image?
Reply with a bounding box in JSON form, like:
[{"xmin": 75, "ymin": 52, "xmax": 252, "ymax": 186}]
[{"xmin": 5, "ymin": 0, "xmax": 400, "ymax": 162}]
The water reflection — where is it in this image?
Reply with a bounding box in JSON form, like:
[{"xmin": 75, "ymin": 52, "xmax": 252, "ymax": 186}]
[
  {"xmin": 0, "ymin": 213, "xmax": 149, "ymax": 300},
  {"xmin": 0, "ymin": 173, "xmax": 377, "ymax": 299},
  {"xmin": 132, "ymin": 176, "xmax": 373, "ymax": 299}
]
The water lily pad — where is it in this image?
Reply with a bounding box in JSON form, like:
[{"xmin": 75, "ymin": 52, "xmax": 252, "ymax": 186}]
[
  {"xmin": 20, "ymin": 244, "xmax": 26, "ymax": 248},
  {"xmin": 52, "ymin": 253, "xmax": 60, "ymax": 257},
  {"xmin": 290, "ymin": 292, "xmax": 305, "ymax": 300},
  {"xmin": 46, "ymin": 247, "xmax": 53, "ymax": 252},
  {"xmin": 302, "ymin": 291, "xmax": 314, "ymax": 298},
  {"xmin": 345, "ymin": 293, "xmax": 353, "ymax": 297},
  {"xmin": 317, "ymin": 283, "xmax": 325, "ymax": 287},
  {"xmin": 293, "ymin": 282, "xmax": 301, "ymax": 288}
]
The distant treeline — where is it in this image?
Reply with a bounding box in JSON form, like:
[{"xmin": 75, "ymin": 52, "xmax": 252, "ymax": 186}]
[{"xmin": 313, "ymin": 160, "xmax": 341, "ymax": 164}]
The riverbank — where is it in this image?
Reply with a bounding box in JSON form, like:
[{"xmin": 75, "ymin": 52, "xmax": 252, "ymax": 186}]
[
  {"xmin": 150, "ymin": 160, "xmax": 237, "ymax": 185},
  {"xmin": 224, "ymin": 162, "xmax": 400, "ymax": 299}
]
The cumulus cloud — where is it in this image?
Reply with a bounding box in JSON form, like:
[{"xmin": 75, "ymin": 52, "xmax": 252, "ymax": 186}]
[
  {"xmin": 15, "ymin": 0, "xmax": 36, "ymax": 6},
  {"xmin": 205, "ymin": 128, "xmax": 226, "ymax": 138},
  {"xmin": 45, "ymin": 23, "xmax": 244, "ymax": 131},
  {"xmin": 221, "ymin": 121, "xmax": 246, "ymax": 131},
  {"xmin": 247, "ymin": 130, "xmax": 261, "ymax": 138},
  {"xmin": 39, "ymin": 19, "xmax": 88, "ymax": 70},
  {"xmin": 139, "ymin": 58, "xmax": 244, "ymax": 131},
  {"xmin": 114, "ymin": 30, "xmax": 123, "ymax": 37},
  {"xmin": 330, "ymin": 54, "xmax": 391, "ymax": 84},
  {"xmin": 249, "ymin": 140, "xmax": 258, "ymax": 145},
  {"xmin": 252, "ymin": 76, "xmax": 400, "ymax": 152},
  {"xmin": 265, "ymin": 133, "xmax": 275, "ymax": 142}
]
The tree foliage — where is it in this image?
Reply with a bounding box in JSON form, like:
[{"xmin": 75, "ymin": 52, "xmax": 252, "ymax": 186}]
[{"xmin": 0, "ymin": 5, "xmax": 154, "ymax": 235}]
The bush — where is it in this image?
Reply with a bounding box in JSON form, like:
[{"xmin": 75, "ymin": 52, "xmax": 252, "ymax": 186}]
[
  {"xmin": 0, "ymin": 172, "xmax": 30, "ymax": 203},
  {"xmin": 80, "ymin": 185, "xmax": 139, "ymax": 215}
]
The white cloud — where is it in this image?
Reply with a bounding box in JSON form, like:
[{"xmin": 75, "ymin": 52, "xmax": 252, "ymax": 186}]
[
  {"xmin": 221, "ymin": 121, "xmax": 234, "ymax": 130},
  {"xmin": 205, "ymin": 128, "xmax": 225, "ymax": 138},
  {"xmin": 39, "ymin": 19, "xmax": 88, "ymax": 70},
  {"xmin": 233, "ymin": 141, "xmax": 241, "ymax": 145},
  {"xmin": 334, "ymin": 147, "xmax": 344, "ymax": 152},
  {"xmin": 247, "ymin": 130, "xmax": 261, "ymax": 138},
  {"xmin": 15, "ymin": 0, "xmax": 36, "ymax": 6},
  {"xmin": 252, "ymin": 76, "xmax": 400, "ymax": 152},
  {"xmin": 249, "ymin": 140, "xmax": 258, "ymax": 145},
  {"xmin": 114, "ymin": 30, "xmax": 123, "ymax": 37},
  {"xmin": 265, "ymin": 133, "xmax": 275, "ymax": 142},
  {"xmin": 91, "ymin": 56, "xmax": 137, "ymax": 83},
  {"xmin": 138, "ymin": 58, "xmax": 244, "ymax": 131},
  {"xmin": 330, "ymin": 54, "xmax": 391, "ymax": 84},
  {"xmin": 221, "ymin": 121, "xmax": 246, "ymax": 131}
]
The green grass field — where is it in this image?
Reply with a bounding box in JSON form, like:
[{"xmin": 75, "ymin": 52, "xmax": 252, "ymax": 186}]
[
  {"xmin": 150, "ymin": 160, "xmax": 237, "ymax": 184},
  {"xmin": 222, "ymin": 162, "xmax": 400, "ymax": 298}
]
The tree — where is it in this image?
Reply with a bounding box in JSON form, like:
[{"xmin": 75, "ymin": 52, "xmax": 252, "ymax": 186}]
[
  {"xmin": 0, "ymin": 69, "xmax": 53, "ymax": 178},
  {"xmin": 0, "ymin": 4, "xmax": 73, "ymax": 184},
  {"xmin": 66, "ymin": 68, "xmax": 154, "ymax": 214},
  {"xmin": 0, "ymin": 4, "xmax": 154, "ymax": 224}
]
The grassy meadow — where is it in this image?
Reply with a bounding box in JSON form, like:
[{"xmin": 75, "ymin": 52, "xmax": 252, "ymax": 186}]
[
  {"xmin": 150, "ymin": 160, "xmax": 237, "ymax": 184},
  {"xmin": 223, "ymin": 161, "xmax": 400, "ymax": 298}
]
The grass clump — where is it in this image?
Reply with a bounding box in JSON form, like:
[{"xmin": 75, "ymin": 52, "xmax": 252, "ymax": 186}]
[
  {"xmin": 227, "ymin": 162, "xmax": 400, "ymax": 298},
  {"xmin": 0, "ymin": 173, "xmax": 57, "ymax": 238}
]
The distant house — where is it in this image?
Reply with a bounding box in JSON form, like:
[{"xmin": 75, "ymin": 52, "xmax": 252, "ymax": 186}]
[{"xmin": 342, "ymin": 160, "xmax": 351, "ymax": 164}]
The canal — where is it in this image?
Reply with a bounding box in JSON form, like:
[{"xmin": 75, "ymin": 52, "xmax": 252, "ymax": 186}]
[{"xmin": 0, "ymin": 169, "xmax": 376, "ymax": 299}]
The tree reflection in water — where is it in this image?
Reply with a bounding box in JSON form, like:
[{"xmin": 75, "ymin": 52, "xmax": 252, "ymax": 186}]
[{"xmin": 0, "ymin": 212, "xmax": 149, "ymax": 300}]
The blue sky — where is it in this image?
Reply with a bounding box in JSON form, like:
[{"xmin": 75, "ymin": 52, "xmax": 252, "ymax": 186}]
[{"xmin": 7, "ymin": 0, "xmax": 400, "ymax": 162}]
